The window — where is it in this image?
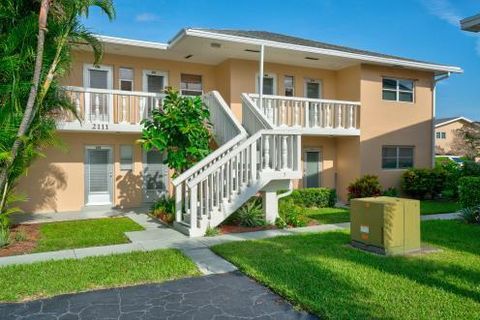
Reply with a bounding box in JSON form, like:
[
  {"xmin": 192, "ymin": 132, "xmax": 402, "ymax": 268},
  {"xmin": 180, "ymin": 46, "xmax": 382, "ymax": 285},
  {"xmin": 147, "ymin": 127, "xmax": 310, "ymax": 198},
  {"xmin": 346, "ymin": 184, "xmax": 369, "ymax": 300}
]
[
  {"xmin": 436, "ymin": 132, "xmax": 447, "ymax": 139},
  {"xmin": 382, "ymin": 146, "xmax": 414, "ymax": 169},
  {"xmin": 256, "ymin": 73, "xmax": 277, "ymax": 95},
  {"xmin": 382, "ymin": 78, "xmax": 414, "ymax": 102},
  {"xmin": 284, "ymin": 75, "xmax": 295, "ymax": 97},
  {"xmin": 120, "ymin": 145, "xmax": 133, "ymax": 171},
  {"xmin": 119, "ymin": 67, "xmax": 133, "ymax": 91},
  {"xmin": 180, "ymin": 74, "xmax": 202, "ymax": 96}
]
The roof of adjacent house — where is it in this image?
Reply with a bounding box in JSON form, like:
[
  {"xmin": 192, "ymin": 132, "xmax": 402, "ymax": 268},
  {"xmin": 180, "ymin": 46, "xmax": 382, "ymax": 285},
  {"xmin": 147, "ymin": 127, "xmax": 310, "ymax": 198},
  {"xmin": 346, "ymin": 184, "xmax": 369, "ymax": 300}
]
[
  {"xmin": 189, "ymin": 29, "xmax": 442, "ymax": 67},
  {"xmin": 435, "ymin": 117, "xmax": 474, "ymax": 127}
]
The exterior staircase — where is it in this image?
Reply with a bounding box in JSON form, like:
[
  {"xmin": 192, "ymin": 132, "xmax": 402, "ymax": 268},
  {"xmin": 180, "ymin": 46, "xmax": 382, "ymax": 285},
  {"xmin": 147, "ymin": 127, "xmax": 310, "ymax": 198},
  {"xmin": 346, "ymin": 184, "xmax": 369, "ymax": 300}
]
[{"xmin": 172, "ymin": 91, "xmax": 302, "ymax": 236}]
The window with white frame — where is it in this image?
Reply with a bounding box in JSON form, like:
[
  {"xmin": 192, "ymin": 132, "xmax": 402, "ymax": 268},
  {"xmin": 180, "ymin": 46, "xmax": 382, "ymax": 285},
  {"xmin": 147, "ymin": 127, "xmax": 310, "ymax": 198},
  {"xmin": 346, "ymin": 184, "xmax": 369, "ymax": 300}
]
[
  {"xmin": 284, "ymin": 75, "xmax": 295, "ymax": 97},
  {"xmin": 382, "ymin": 78, "xmax": 414, "ymax": 102},
  {"xmin": 180, "ymin": 74, "xmax": 203, "ymax": 96},
  {"xmin": 382, "ymin": 146, "xmax": 414, "ymax": 169},
  {"xmin": 436, "ymin": 131, "xmax": 447, "ymax": 139},
  {"xmin": 120, "ymin": 145, "xmax": 134, "ymax": 171},
  {"xmin": 119, "ymin": 67, "xmax": 134, "ymax": 91},
  {"xmin": 256, "ymin": 73, "xmax": 277, "ymax": 95}
]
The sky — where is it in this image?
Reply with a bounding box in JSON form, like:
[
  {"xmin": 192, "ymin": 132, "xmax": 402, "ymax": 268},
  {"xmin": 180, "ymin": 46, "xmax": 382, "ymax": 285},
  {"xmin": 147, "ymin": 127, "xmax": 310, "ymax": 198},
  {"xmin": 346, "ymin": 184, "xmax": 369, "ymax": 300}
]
[{"xmin": 83, "ymin": 0, "xmax": 480, "ymax": 120}]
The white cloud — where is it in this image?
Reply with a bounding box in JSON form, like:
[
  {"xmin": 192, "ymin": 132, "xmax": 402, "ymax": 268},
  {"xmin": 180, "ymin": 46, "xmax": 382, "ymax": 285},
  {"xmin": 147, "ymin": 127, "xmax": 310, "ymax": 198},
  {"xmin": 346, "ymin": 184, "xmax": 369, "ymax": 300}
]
[
  {"xmin": 422, "ymin": 0, "xmax": 461, "ymax": 27},
  {"xmin": 135, "ymin": 13, "xmax": 159, "ymax": 22}
]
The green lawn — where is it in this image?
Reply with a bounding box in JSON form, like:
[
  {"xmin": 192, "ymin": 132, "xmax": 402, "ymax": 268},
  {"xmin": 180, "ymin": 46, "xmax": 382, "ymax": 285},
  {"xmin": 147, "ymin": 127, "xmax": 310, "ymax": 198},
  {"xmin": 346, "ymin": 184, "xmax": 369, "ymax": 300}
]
[
  {"xmin": 420, "ymin": 200, "xmax": 460, "ymax": 215},
  {"xmin": 0, "ymin": 249, "xmax": 199, "ymax": 302},
  {"xmin": 34, "ymin": 217, "xmax": 144, "ymax": 252},
  {"xmin": 212, "ymin": 220, "xmax": 480, "ymax": 319},
  {"xmin": 305, "ymin": 207, "xmax": 350, "ymax": 224}
]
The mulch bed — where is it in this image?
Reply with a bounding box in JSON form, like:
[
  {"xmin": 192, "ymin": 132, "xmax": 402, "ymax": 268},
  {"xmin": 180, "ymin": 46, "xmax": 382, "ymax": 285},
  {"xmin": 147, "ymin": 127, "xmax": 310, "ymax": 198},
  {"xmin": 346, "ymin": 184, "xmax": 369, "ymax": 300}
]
[
  {"xmin": 0, "ymin": 224, "xmax": 40, "ymax": 257},
  {"xmin": 218, "ymin": 224, "xmax": 277, "ymax": 234}
]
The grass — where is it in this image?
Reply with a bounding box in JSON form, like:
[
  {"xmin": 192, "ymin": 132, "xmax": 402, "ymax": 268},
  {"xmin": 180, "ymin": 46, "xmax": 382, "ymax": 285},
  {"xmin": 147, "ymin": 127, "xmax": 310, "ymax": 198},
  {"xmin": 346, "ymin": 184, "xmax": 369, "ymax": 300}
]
[
  {"xmin": 34, "ymin": 217, "xmax": 144, "ymax": 253},
  {"xmin": 0, "ymin": 249, "xmax": 200, "ymax": 302},
  {"xmin": 212, "ymin": 220, "xmax": 480, "ymax": 319},
  {"xmin": 305, "ymin": 207, "xmax": 350, "ymax": 224},
  {"xmin": 420, "ymin": 200, "xmax": 460, "ymax": 215}
]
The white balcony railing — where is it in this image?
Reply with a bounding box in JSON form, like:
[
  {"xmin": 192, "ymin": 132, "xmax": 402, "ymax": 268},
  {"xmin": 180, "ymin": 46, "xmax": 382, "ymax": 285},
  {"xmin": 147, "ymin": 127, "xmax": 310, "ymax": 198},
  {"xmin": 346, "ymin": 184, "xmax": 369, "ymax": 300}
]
[
  {"xmin": 248, "ymin": 94, "xmax": 361, "ymax": 134},
  {"xmin": 59, "ymin": 86, "xmax": 166, "ymax": 132}
]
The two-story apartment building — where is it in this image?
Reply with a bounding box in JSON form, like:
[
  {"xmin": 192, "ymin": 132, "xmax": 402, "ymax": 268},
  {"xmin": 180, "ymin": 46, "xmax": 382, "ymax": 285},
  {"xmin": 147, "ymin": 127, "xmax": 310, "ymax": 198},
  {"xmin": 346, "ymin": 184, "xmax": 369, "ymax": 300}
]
[
  {"xmin": 17, "ymin": 28, "xmax": 462, "ymax": 236},
  {"xmin": 435, "ymin": 116, "xmax": 477, "ymax": 154}
]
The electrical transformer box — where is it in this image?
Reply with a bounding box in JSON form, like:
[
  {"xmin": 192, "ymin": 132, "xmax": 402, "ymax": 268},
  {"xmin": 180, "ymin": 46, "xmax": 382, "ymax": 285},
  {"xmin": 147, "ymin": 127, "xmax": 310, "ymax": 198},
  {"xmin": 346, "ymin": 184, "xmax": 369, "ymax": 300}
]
[{"xmin": 350, "ymin": 197, "xmax": 420, "ymax": 255}]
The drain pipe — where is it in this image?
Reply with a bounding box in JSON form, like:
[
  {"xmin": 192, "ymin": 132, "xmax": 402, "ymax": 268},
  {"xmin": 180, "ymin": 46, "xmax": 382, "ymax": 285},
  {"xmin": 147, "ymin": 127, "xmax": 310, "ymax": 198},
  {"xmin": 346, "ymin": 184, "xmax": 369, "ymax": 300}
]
[
  {"xmin": 432, "ymin": 72, "xmax": 451, "ymax": 167},
  {"xmin": 277, "ymin": 181, "xmax": 294, "ymax": 200}
]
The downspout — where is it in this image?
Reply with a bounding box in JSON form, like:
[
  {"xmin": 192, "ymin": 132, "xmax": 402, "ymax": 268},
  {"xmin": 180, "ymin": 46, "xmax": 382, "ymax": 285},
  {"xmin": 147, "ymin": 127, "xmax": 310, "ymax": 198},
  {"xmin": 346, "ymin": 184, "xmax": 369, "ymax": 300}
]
[
  {"xmin": 259, "ymin": 44, "xmax": 265, "ymax": 111},
  {"xmin": 432, "ymin": 72, "xmax": 451, "ymax": 167}
]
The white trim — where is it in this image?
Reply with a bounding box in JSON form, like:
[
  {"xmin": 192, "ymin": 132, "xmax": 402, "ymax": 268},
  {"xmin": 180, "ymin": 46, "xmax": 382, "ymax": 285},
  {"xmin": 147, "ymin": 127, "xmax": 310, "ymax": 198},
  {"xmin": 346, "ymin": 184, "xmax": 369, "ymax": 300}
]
[
  {"xmin": 95, "ymin": 34, "xmax": 169, "ymax": 50},
  {"xmin": 142, "ymin": 70, "xmax": 169, "ymax": 92},
  {"xmin": 183, "ymin": 29, "xmax": 463, "ymax": 74},
  {"xmin": 434, "ymin": 116, "xmax": 474, "ymax": 128},
  {"xmin": 303, "ymin": 149, "xmax": 322, "ymax": 188},
  {"xmin": 304, "ymin": 78, "xmax": 323, "ymax": 99},
  {"xmin": 255, "ymin": 72, "xmax": 277, "ymax": 95},
  {"xmin": 83, "ymin": 64, "xmax": 113, "ymax": 89}
]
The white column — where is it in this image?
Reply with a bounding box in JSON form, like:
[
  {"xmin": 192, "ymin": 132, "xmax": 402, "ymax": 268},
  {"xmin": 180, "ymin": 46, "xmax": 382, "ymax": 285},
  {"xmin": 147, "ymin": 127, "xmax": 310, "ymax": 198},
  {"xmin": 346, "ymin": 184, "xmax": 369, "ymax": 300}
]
[
  {"xmin": 281, "ymin": 136, "xmax": 288, "ymax": 169},
  {"xmin": 263, "ymin": 135, "xmax": 270, "ymax": 169},
  {"xmin": 261, "ymin": 191, "xmax": 278, "ymax": 224},
  {"xmin": 259, "ymin": 44, "xmax": 265, "ymax": 112},
  {"xmin": 94, "ymin": 94, "xmax": 100, "ymax": 121}
]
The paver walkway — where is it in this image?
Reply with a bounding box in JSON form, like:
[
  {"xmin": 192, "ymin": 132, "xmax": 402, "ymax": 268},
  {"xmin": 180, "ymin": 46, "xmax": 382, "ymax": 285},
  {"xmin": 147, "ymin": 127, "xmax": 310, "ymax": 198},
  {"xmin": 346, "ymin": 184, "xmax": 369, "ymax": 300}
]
[{"xmin": 0, "ymin": 271, "xmax": 316, "ymax": 320}]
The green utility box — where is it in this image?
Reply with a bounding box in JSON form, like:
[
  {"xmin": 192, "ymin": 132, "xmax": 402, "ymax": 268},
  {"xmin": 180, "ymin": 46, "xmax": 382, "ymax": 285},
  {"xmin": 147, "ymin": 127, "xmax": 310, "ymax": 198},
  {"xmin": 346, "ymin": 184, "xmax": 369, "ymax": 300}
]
[{"xmin": 350, "ymin": 197, "xmax": 420, "ymax": 255}]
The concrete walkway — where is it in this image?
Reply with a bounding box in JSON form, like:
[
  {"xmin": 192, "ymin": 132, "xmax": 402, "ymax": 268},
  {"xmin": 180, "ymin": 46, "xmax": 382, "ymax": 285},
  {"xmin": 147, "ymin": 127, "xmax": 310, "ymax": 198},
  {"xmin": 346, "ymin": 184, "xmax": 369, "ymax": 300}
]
[
  {"xmin": 0, "ymin": 271, "xmax": 316, "ymax": 320},
  {"xmin": 0, "ymin": 213, "xmax": 460, "ymax": 272}
]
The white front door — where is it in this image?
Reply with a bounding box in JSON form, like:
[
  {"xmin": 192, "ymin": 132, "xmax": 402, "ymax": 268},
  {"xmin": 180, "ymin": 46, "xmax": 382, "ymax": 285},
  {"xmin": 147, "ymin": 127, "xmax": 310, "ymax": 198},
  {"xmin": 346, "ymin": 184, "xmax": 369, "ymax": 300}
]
[
  {"xmin": 143, "ymin": 150, "xmax": 168, "ymax": 202},
  {"xmin": 85, "ymin": 146, "xmax": 113, "ymax": 205}
]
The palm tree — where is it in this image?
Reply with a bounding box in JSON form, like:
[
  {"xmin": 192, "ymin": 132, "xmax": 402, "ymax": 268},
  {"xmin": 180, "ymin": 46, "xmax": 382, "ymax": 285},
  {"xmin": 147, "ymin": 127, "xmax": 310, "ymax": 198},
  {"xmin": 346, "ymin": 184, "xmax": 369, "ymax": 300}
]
[{"xmin": 0, "ymin": 0, "xmax": 115, "ymax": 223}]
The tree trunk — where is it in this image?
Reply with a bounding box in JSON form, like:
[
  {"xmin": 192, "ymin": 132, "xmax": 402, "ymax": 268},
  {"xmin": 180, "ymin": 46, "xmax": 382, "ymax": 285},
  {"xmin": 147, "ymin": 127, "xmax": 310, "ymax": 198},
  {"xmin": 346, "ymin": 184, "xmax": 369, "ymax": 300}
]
[{"xmin": 0, "ymin": 0, "xmax": 51, "ymax": 212}]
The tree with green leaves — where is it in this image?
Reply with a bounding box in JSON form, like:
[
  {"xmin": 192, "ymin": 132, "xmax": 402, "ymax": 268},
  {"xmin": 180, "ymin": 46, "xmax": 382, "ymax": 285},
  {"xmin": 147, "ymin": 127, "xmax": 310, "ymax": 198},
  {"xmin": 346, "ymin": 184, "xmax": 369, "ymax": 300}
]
[
  {"xmin": 139, "ymin": 89, "xmax": 212, "ymax": 176},
  {"xmin": 0, "ymin": 0, "xmax": 115, "ymax": 230}
]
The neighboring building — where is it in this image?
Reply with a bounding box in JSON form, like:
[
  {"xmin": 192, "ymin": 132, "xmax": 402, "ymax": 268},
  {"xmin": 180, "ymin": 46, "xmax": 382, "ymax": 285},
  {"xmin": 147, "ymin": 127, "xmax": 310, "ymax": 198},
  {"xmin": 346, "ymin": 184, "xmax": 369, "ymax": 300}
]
[
  {"xmin": 16, "ymin": 28, "xmax": 462, "ymax": 236},
  {"xmin": 461, "ymin": 14, "xmax": 480, "ymax": 32},
  {"xmin": 435, "ymin": 117, "xmax": 476, "ymax": 154}
]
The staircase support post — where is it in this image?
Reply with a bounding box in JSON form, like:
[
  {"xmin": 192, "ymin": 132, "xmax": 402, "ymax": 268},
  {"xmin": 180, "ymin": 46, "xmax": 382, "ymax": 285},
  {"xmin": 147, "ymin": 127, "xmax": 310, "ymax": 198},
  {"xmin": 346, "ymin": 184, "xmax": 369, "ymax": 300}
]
[{"xmin": 261, "ymin": 191, "xmax": 278, "ymax": 224}]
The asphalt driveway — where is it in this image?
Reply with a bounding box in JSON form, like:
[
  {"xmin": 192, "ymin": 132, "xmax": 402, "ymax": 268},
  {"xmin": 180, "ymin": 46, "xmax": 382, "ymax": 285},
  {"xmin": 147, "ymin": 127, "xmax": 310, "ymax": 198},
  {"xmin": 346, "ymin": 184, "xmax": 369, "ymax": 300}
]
[{"xmin": 0, "ymin": 271, "xmax": 316, "ymax": 319}]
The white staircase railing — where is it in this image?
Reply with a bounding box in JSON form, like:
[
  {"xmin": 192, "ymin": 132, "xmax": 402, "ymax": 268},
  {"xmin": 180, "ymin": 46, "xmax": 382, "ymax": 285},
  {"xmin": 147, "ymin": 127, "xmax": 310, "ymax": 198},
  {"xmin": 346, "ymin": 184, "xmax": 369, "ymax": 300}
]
[{"xmin": 174, "ymin": 129, "xmax": 301, "ymax": 236}]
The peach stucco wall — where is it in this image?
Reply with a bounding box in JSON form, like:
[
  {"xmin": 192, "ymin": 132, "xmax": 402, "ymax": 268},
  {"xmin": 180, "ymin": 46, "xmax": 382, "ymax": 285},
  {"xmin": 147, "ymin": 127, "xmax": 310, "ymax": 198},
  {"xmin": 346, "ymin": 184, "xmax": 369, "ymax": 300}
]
[
  {"xmin": 17, "ymin": 132, "xmax": 148, "ymax": 213},
  {"xmin": 359, "ymin": 64, "xmax": 434, "ymax": 191},
  {"xmin": 435, "ymin": 120, "xmax": 470, "ymax": 154}
]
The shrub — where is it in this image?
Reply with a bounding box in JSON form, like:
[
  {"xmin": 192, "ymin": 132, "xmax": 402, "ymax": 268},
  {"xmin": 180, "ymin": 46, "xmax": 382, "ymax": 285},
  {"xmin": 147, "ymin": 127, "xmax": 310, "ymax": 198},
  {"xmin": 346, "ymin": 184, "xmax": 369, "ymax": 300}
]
[
  {"xmin": 382, "ymin": 187, "xmax": 398, "ymax": 197},
  {"xmin": 275, "ymin": 217, "xmax": 287, "ymax": 229},
  {"xmin": 401, "ymin": 168, "xmax": 446, "ymax": 200},
  {"xmin": 458, "ymin": 177, "xmax": 480, "ymax": 209},
  {"xmin": 150, "ymin": 196, "xmax": 175, "ymax": 224},
  {"xmin": 439, "ymin": 161, "xmax": 463, "ymax": 199},
  {"xmin": 205, "ymin": 226, "xmax": 220, "ymax": 237},
  {"xmin": 234, "ymin": 198, "xmax": 265, "ymax": 227},
  {"xmin": 0, "ymin": 227, "xmax": 9, "ymax": 248},
  {"xmin": 347, "ymin": 175, "xmax": 382, "ymax": 200},
  {"xmin": 462, "ymin": 161, "xmax": 480, "ymax": 177},
  {"xmin": 459, "ymin": 206, "xmax": 480, "ymax": 224},
  {"xmin": 279, "ymin": 199, "xmax": 308, "ymax": 227},
  {"xmin": 288, "ymin": 188, "xmax": 336, "ymax": 208}
]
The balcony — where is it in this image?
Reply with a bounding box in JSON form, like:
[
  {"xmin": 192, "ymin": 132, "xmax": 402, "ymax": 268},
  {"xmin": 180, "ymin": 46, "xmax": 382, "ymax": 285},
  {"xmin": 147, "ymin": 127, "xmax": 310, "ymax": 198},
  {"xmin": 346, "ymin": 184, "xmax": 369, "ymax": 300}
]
[
  {"xmin": 58, "ymin": 86, "xmax": 166, "ymax": 133},
  {"xmin": 247, "ymin": 94, "xmax": 361, "ymax": 136}
]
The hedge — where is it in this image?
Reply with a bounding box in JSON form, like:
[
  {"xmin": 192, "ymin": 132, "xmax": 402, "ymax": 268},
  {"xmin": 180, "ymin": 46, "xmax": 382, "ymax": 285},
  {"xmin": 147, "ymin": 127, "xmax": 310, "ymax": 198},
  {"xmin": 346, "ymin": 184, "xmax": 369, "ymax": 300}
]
[
  {"xmin": 458, "ymin": 176, "xmax": 480, "ymax": 209},
  {"xmin": 287, "ymin": 188, "xmax": 336, "ymax": 208},
  {"xmin": 401, "ymin": 168, "xmax": 446, "ymax": 200}
]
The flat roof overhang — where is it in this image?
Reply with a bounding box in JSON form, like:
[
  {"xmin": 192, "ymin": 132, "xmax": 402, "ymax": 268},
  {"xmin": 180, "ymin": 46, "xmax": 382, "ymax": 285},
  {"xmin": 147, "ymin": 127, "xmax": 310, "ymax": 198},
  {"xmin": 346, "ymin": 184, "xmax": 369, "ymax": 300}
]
[
  {"xmin": 76, "ymin": 30, "xmax": 462, "ymax": 76},
  {"xmin": 461, "ymin": 14, "xmax": 480, "ymax": 32}
]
